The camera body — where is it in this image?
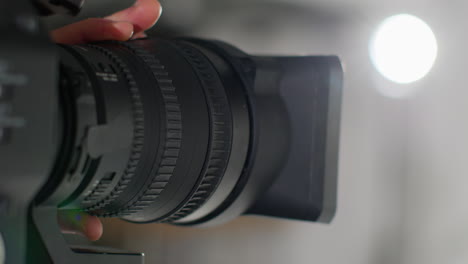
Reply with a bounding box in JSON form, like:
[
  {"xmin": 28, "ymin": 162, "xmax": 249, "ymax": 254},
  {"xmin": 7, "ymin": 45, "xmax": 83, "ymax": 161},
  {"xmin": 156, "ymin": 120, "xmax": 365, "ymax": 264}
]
[{"xmin": 0, "ymin": 1, "xmax": 343, "ymax": 263}]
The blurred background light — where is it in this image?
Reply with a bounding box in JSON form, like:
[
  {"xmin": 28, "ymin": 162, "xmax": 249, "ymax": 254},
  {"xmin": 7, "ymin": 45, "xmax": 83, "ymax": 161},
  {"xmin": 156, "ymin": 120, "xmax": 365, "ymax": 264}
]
[{"xmin": 370, "ymin": 14, "xmax": 438, "ymax": 84}]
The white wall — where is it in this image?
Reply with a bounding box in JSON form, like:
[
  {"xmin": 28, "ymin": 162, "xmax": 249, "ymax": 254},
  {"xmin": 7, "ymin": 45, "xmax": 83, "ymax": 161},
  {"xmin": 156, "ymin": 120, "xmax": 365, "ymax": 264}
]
[{"xmin": 404, "ymin": 2, "xmax": 468, "ymax": 264}]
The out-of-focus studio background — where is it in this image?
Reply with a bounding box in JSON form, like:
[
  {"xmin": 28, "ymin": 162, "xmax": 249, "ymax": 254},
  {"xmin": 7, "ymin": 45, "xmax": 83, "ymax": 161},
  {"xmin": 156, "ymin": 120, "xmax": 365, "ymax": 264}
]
[{"xmin": 45, "ymin": 0, "xmax": 467, "ymax": 263}]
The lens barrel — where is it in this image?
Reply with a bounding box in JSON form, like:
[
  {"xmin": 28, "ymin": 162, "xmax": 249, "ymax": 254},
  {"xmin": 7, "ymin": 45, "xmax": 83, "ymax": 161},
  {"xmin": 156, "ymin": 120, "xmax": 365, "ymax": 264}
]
[{"xmin": 49, "ymin": 38, "xmax": 342, "ymax": 225}]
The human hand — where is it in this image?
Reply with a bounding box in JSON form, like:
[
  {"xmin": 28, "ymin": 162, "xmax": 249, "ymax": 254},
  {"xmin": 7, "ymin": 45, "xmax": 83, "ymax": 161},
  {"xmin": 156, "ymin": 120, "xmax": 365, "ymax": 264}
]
[
  {"xmin": 54, "ymin": 0, "xmax": 162, "ymax": 241},
  {"xmin": 51, "ymin": 0, "xmax": 162, "ymax": 44}
]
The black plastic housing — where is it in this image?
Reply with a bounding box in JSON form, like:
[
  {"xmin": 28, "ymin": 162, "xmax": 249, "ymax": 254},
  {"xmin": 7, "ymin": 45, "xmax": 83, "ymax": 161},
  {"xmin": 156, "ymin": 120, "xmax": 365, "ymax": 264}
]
[{"xmin": 247, "ymin": 56, "xmax": 341, "ymax": 223}]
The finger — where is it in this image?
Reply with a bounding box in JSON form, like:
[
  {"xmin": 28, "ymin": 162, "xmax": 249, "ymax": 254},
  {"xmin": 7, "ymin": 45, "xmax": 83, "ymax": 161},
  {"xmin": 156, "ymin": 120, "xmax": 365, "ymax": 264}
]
[
  {"xmin": 106, "ymin": 0, "xmax": 162, "ymax": 33},
  {"xmin": 83, "ymin": 215, "xmax": 103, "ymax": 241},
  {"xmin": 51, "ymin": 18, "xmax": 134, "ymax": 44},
  {"xmin": 58, "ymin": 210, "xmax": 104, "ymax": 241}
]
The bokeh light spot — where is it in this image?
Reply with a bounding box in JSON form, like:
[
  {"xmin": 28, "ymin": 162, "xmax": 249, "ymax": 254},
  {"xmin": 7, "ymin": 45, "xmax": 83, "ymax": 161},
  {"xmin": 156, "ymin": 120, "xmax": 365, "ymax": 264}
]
[{"xmin": 370, "ymin": 14, "xmax": 438, "ymax": 84}]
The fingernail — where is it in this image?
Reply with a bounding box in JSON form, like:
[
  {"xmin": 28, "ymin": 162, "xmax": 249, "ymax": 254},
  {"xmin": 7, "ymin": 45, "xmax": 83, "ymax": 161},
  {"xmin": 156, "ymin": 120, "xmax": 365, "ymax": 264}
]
[
  {"xmin": 149, "ymin": 4, "xmax": 163, "ymax": 29},
  {"xmin": 131, "ymin": 32, "xmax": 148, "ymax": 40}
]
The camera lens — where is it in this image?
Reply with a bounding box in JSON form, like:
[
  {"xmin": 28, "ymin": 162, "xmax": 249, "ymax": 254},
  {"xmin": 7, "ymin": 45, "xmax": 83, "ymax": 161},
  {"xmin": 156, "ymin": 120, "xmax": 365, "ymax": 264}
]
[
  {"xmin": 54, "ymin": 38, "xmax": 250, "ymax": 223},
  {"xmin": 45, "ymin": 37, "xmax": 342, "ymax": 226}
]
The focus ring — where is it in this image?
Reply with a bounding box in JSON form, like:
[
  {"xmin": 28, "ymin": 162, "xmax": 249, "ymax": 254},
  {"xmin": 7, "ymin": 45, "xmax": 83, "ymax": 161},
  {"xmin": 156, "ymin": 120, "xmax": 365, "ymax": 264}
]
[
  {"xmin": 81, "ymin": 44, "xmax": 145, "ymax": 211},
  {"xmin": 158, "ymin": 41, "xmax": 233, "ymax": 222},
  {"xmin": 102, "ymin": 41, "xmax": 183, "ymax": 217}
]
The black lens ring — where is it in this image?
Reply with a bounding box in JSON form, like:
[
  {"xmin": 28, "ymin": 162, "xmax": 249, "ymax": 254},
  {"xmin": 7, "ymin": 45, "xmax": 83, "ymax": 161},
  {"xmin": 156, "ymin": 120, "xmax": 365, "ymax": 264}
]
[
  {"xmin": 104, "ymin": 41, "xmax": 184, "ymax": 217},
  {"xmin": 153, "ymin": 40, "xmax": 234, "ymax": 222}
]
